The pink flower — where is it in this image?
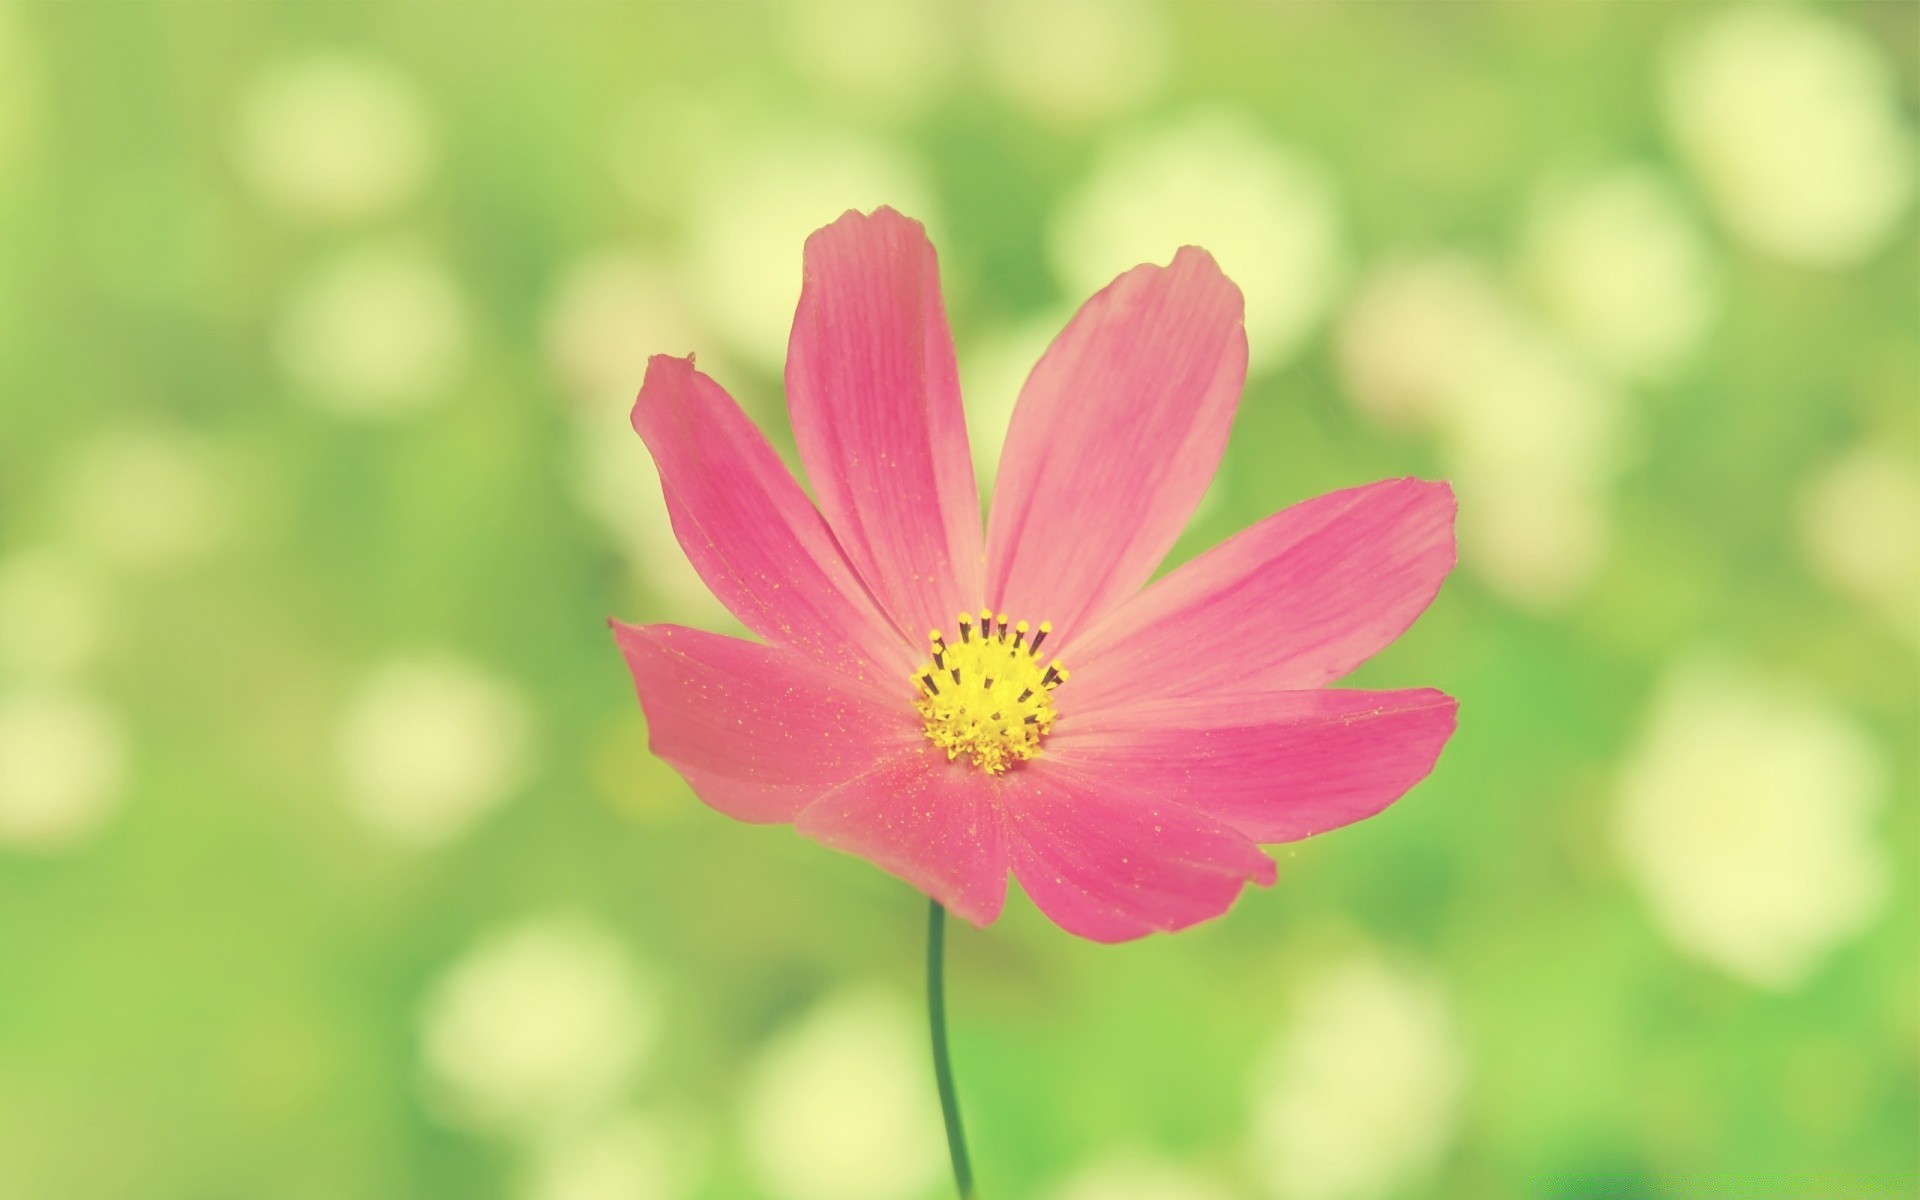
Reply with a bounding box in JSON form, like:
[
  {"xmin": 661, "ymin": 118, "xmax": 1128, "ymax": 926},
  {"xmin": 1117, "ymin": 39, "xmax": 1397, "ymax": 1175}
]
[{"xmin": 613, "ymin": 208, "xmax": 1457, "ymax": 942}]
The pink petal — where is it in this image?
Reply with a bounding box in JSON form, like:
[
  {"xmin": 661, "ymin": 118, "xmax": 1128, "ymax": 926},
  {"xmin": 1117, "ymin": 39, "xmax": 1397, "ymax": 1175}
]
[
  {"xmin": 1002, "ymin": 764, "xmax": 1276, "ymax": 943},
  {"xmin": 986, "ymin": 247, "xmax": 1247, "ymax": 641},
  {"xmin": 1047, "ymin": 688, "xmax": 1458, "ymax": 844},
  {"xmin": 631, "ymin": 354, "xmax": 914, "ymax": 683},
  {"xmin": 794, "ymin": 748, "xmax": 1010, "ymax": 926},
  {"xmin": 1064, "ymin": 479, "xmax": 1456, "ymax": 707},
  {"xmin": 612, "ymin": 621, "xmax": 919, "ymax": 824},
  {"xmin": 786, "ymin": 208, "xmax": 984, "ymax": 640}
]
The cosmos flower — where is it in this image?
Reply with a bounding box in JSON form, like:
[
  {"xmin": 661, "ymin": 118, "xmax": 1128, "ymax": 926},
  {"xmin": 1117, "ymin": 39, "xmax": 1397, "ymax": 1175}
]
[{"xmin": 613, "ymin": 208, "xmax": 1456, "ymax": 942}]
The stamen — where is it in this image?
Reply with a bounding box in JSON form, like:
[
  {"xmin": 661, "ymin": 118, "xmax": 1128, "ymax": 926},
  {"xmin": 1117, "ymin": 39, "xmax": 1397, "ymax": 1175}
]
[
  {"xmin": 912, "ymin": 612, "xmax": 1068, "ymax": 774},
  {"xmin": 1029, "ymin": 621, "xmax": 1051, "ymax": 655}
]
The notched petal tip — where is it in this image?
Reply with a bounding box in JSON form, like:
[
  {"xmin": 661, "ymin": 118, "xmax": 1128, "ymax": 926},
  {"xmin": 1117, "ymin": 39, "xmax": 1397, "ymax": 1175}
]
[
  {"xmin": 1166, "ymin": 243, "xmax": 1244, "ymax": 303},
  {"xmin": 1107, "ymin": 244, "xmax": 1246, "ymax": 316},
  {"xmin": 1403, "ymin": 477, "xmax": 1459, "ymax": 577},
  {"xmin": 1251, "ymin": 853, "xmax": 1280, "ymax": 888},
  {"xmin": 804, "ymin": 205, "xmax": 933, "ymax": 264},
  {"xmin": 1398, "ymin": 474, "xmax": 1459, "ymax": 513},
  {"xmin": 640, "ymin": 351, "xmax": 698, "ymax": 379},
  {"xmin": 631, "ymin": 352, "xmax": 704, "ymax": 433},
  {"xmin": 1379, "ymin": 475, "xmax": 1459, "ymax": 569},
  {"xmin": 1421, "ymin": 686, "xmax": 1462, "ymax": 731}
]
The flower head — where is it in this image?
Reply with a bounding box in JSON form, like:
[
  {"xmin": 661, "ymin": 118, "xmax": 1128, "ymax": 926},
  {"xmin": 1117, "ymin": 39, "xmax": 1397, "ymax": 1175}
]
[{"xmin": 612, "ymin": 208, "xmax": 1457, "ymax": 941}]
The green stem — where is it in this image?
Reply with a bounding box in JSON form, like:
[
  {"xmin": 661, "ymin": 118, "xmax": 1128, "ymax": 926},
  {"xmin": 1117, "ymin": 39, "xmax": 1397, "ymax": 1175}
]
[{"xmin": 927, "ymin": 900, "xmax": 975, "ymax": 1198}]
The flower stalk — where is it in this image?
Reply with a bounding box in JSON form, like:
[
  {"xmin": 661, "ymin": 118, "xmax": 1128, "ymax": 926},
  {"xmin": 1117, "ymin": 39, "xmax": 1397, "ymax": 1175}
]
[{"xmin": 927, "ymin": 900, "xmax": 975, "ymax": 1198}]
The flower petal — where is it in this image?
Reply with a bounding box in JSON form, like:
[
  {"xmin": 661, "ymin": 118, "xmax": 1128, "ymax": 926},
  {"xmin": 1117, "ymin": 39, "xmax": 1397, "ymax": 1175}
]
[
  {"xmin": 986, "ymin": 247, "xmax": 1247, "ymax": 640},
  {"xmin": 1002, "ymin": 764, "xmax": 1276, "ymax": 943},
  {"xmin": 612, "ymin": 621, "xmax": 919, "ymax": 824},
  {"xmin": 794, "ymin": 748, "xmax": 1009, "ymax": 926},
  {"xmin": 1047, "ymin": 688, "xmax": 1458, "ymax": 844},
  {"xmin": 1064, "ymin": 479, "xmax": 1456, "ymax": 706},
  {"xmin": 786, "ymin": 208, "xmax": 984, "ymax": 640},
  {"xmin": 631, "ymin": 354, "xmax": 914, "ymax": 682}
]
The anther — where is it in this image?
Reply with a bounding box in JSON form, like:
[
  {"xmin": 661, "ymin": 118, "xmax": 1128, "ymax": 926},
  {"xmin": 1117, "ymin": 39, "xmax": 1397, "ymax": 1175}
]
[
  {"xmin": 1029, "ymin": 622, "xmax": 1051, "ymax": 655},
  {"xmin": 920, "ymin": 672, "xmax": 940, "ymax": 695},
  {"xmin": 1012, "ymin": 620, "xmax": 1028, "ymax": 651},
  {"xmin": 957, "ymin": 613, "xmax": 972, "ymax": 643}
]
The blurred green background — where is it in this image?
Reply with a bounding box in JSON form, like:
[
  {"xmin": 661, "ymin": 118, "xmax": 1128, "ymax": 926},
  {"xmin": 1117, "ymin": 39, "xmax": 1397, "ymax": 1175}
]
[{"xmin": 0, "ymin": 1, "xmax": 1915, "ymax": 1197}]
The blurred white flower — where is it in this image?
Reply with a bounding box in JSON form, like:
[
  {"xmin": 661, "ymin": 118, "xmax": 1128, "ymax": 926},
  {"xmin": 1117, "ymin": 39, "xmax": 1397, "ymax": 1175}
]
[
  {"xmin": 544, "ymin": 250, "xmax": 707, "ymax": 413},
  {"xmin": 1335, "ymin": 257, "xmax": 1510, "ymax": 432},
  {"xmin": 570, "ymin": 405, "xmax": 733, "ymax": 627},
  {"xmin": 1662, "ymin": 5, "xmax": 1916, "ymax": 266},
  {"xmin": 0, "ymin": 550, "xmax": 103, "ymax": 680},
  {"xmin": 336, "ymin": 655, "xmax": 533, "ymax": 847},
  {"xmin": 1045, "ymin": 1155, "xmax": 1237, "ymax": 1200},
  {"xmin": 1521, "ymin": 168, "xmax": 1719, "ymax": 382},
  {"xmin": 684, "ymin": 129, "xmax": 936, "ymax": 371},
  {"xmin": 1247, "ymin": 954, "xmax": 1465, "ymax": 1200},
  {"xmin": 1337, "ymin": 257, "xmax": 1627, "ymax": 608},
  {"xmin": 785, "ymin": 0, "xmax": 956, "ymax": 117},
  {"xmin": 1797, "ymin": 445, "xmax": 1920, "ymax": 646},
  {"xmin": 1052, "ymin": 111, "xmax": 1343, "ymax": 371},
  {"xmin": 0, "ymin": 690, "xmax": 127, "ymax": 851},
  {"xmin": 1438, "ymin": 321, "xmax": 1624, "ymax": 487},
  {"xmin": 1443, "ymin": 322, "xmax": 1625, "ymax": 607},
  {"xmin": 276, "ymin": 240, "xmax": 470, "ymax": 418},
  {"xmin": 522, "ymin": 1110, "xmax": 699, "ymax": 1200},
  {"xmin": 1616, "ymin": 659, "xmax": 1891, "ymax": 989},
  {"xmin": 742, "ymin": 988, "xmax": 946, "ymax": 1200},
  {"xmin": 980, "ymin": 0, "xmax": 1168, "ymax": 128},
  {"xmin": 959, "ymin": 312, "xmax": 1068, "ymax": 492},
  {"xmin": 544, "ymin": 247, "xmax": 737, "ymax": 621},
  {"xmin": 61, "ymin": 429, "xmax": 231, "ymax": 571},
  {"xmin": 233, "ymin": 54, "xmax": 433, "ymax": 224},
  {"xmin": 1452, "ymin": 473, "xmax": 1611, "ymax": 610},
  {"xmin": 422, "ymin": 915, "xmax": 657, "ymax": 1136}
]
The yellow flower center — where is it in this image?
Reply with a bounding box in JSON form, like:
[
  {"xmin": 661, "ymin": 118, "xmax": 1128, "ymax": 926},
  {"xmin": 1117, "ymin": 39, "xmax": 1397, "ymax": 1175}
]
[{"xmin": 913, "ymin": 610, "xmax": 1068, "ymax": 774}]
